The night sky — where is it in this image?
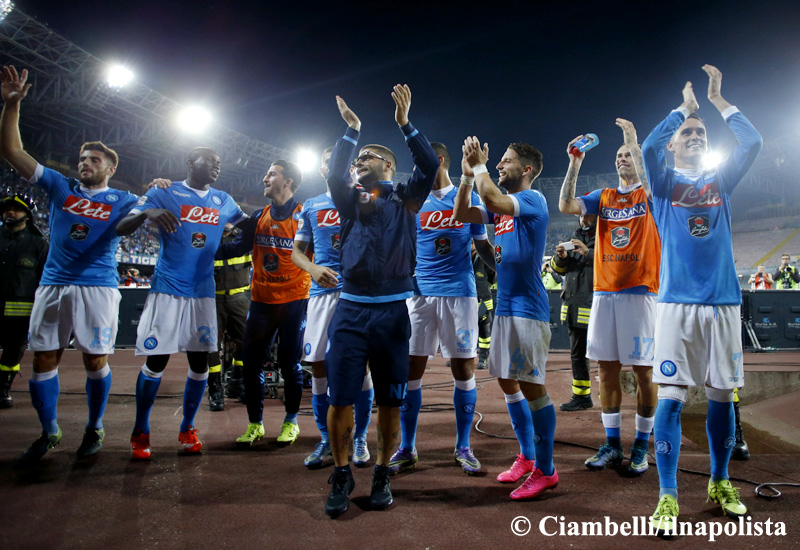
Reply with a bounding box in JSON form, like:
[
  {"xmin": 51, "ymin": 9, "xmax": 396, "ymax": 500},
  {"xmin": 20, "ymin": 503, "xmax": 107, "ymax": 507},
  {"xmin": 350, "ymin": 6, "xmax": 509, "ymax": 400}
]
[{"xmin": 13, "ymin": 0, "xmax": 800, "ymax": 179}]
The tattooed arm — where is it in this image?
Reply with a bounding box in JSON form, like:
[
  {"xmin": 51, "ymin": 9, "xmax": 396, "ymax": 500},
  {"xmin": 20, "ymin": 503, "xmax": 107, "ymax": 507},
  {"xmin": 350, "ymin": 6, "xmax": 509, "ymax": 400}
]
[
  {"xmin": 616, "ymin": 118, "xmax": 651, "ymax": 199},
  {"xmin": 558, "ymin": 136, "xmax": 584, "ymax": 215}
]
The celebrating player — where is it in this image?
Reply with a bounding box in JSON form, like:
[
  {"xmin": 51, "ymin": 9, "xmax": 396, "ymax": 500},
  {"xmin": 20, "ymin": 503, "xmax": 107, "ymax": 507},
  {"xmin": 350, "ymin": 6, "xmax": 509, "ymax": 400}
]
[
  {"xmin": 641, "ymin": 65, "xmax": 762, "ymax": 532},
  {"xmin": 116, "ymin": 147, "xmax": 246, "ymax": 459},
  {"xmin": 292, "ymin": 147, "xmax": 374, "ymax": 469},
  {"xmin": 323, "ymin": 85, "xmax": 439, "ymax": 518},
  {"xmin": 217, "ymin": 161, "xmax": 311, "ymax": 448},
  {"xmin": 389, "ymin": 142, "xmax": 495, "ymax": 476},
  {"xmin": 454, "ymin": 137, "xmax": 556, "ymax": 500},
  {"xmin": 0, "ymin": 65, "xmax": 139, "ymax": 462},
  {"xmin": 558, "ymin": 119, "xmax": 660, "ymax": 477}
]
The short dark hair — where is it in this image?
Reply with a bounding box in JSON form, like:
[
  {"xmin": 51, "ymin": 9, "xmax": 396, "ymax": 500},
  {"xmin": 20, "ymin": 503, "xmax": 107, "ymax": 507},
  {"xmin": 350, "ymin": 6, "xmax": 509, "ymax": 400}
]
[
  {"xmin": 187, "ymin": 147, "xmax": 218, "ymax": 163},
  {"xmin": 687, "ymin": 112, "xmax": 704, "ymax": 124},
  {"xmin": 508, "ymin": 142, "xmax": 543, "ymax": 180},
  {"xmin": 431, "ymin": 142, "xmax": 450, "ymax": 169},
  {"xmin": 81, "ymin": 141, "xmax": 119, "ymax": 168},
  {"xmin": 361, "ymin": 144, "xmax": 397, "ymax": 177},
  {"xmin": 272, "ymin": 160, "xmax": 302, "ymax": 191}
]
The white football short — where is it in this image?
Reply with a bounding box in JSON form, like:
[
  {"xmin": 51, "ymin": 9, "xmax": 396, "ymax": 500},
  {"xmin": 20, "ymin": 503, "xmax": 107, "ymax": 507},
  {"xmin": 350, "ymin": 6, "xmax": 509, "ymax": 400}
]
[
  {"xmin": 488, "ymin": 315, "xmax": 551, "ymax": 384},
  {"xmin": 407, "ymin": 295, "xmax": 478, "ymax": 359},
  {"xmin": 135, "ymin": 292, "xmax": 217, "ymax": 355},
  {"xmin": 29, "ymin": 285, "xmax": 121, "ymax": 355},
  {"xmin": 303, "ymin": 291, "xmax": 340, "ymax": 362},
  {"xmin": 586, "ymin": 293, "xmax": 657, "ymax": 366},
  {"xmin": 653, "ymin": 303, "xmax": 744, "ymax": 389}
]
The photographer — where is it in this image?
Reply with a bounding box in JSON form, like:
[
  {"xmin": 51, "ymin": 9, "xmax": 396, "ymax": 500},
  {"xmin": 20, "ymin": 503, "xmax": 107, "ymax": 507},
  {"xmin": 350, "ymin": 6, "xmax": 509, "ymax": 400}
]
[
  {"xmin": 748, "ymin": 265, "xmax": 773, "ymax": 290},
  {"xmin": 541, "ymin": 261, "xmax": 563, "ymax": 290},
  {"xmin": 773, "ymin": 253, "xmax": 799, "ymax": 290}
]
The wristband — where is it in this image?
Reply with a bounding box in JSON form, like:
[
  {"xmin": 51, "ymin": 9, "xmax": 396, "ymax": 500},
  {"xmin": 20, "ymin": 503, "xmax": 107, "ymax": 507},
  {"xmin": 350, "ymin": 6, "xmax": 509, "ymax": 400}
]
[
  {"xmin": 472, "ymin": 164, "xmax": 488, "ymax": 176},
  {"xmin": 460, "ymin": 175, "xmax": 474, "ymax": 187}
]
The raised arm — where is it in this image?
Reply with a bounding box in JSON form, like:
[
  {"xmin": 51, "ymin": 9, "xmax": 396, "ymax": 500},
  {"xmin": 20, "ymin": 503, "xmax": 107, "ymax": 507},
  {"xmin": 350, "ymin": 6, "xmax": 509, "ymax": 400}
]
[
  {"xmin": 463, "ymin": 136, "xmax": 515, "ymax": 216},
  {"xmin": 559, "ymin": 136, "xmax": 585, "ymax": 215},
  {"xmin": 393, "ymin": 85, "xmax": 439, "ymax": 206},
  {"xmin": 453, "ymin": 146, "xmax": 488, "ymax": 224},
  {"xmin": 327, "ymin": 96, "xmax": 360, "ymax": 218},
  {"xmin": 615, "ymin": 118, "xmax": 651, "ymax": 199},
  {"xmin": 0, "ymin": 66, "xmax": 37, "ymax": 180},
  {"xmin": 473, "ymin": 237, "xmax": 496, "ymax": 271}
]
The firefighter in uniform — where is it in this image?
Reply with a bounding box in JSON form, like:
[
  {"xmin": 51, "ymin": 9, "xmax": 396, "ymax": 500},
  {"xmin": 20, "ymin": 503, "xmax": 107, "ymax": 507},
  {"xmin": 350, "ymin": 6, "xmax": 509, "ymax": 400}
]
[
  {"xmin": 207, "ymin": 222, "xmax": 251, "ymax": 411},
  {"xmin": 0, "ymin": 193, "xmax": 48, "ymax": 408},
  {"xmin": 552, "ymin": 214, "xmax": 596, "ymax": 411},
  {"xmin": 472, "ymin": 241, "xmax": 496, "ymax": 370}
]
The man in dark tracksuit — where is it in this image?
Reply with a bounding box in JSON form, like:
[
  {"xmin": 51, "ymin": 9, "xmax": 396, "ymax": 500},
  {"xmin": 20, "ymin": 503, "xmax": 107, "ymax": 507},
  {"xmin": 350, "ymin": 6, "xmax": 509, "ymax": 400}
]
[
  {"xmin": 552, "ymin": 214, "xmax": 596, "ymax": 411},
  {"xmin": 0, "ymin": 194, "xmax": 48, "ymax": 408},
  {"xmin": 323, "ymin": 85, "xmax": 439, "ymax": 518},
  {"xmin": 206, "ymin": 223, "xmax": 251, "ymax": 411}
]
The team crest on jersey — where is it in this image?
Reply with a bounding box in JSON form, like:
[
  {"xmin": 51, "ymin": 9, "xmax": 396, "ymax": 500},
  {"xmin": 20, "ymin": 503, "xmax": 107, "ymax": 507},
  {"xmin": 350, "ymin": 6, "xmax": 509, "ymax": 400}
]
[
  {"xmin": 330, "ymin": 233, "xmax": 341, "ymax": 251},
  {"xmin": 69, "ymin": 223, "xmax": 90, "ymax": 240},
  {"xmin": 144, "ymin": 337, "xmax": 158, "ymax": 350},
  {"xmin": 211, "ymin": 195, "xmax": 222, "ymax": 206},
  {"xmin": 105, "ymin": 193, "xmax": 119, "ymax": 202},
  {"xmin": 435, "ymin": 237, "xmax": 451, "ymax": 256},
  {"xmin": 191, "ymin": 232, "xmax": 207, "ymax": 248},
  {"xmin": 494, "ymin": 245, "xmax": 503, "ymax": 264},
  {"xmin": 263, "ymin": 253, "xmax": 278, "ymax": 272},
  {"xmin": 687, "ymin": 215, "xmax": 710, "ymax": 238},
  {"xmin": 610, "ymin": 227, "xmax": 630, "ymax": 248}
]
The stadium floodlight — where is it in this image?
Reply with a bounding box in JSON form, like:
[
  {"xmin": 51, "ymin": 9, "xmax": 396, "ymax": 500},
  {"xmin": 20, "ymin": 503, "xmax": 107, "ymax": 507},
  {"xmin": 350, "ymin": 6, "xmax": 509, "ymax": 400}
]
[
  {"xmin": 295, "ymin": 148, "xmax": 318, "ymax": 174},
  {"xmin": 0, "ymin": 0, "xmax": 14, "ymax": 23},
  {"xmin": 106, "ymin": 65, "xmax": 134, "ymax": 89},
  {"xmin": 703, "ymin": 151, "xmax": 722, "ymax": 170},
  {"xmin": 176, "ymin": 106, "xmax": 212, "ymax": 134}
]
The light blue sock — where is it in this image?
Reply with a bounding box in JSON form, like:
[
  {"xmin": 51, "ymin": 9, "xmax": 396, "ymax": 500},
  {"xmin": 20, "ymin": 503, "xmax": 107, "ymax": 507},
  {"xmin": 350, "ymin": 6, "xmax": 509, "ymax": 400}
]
[
  {"xmin": 134, "ymin": 369, "xmax": 161, "ymax": 433},
  {"xmin": 283, "ymin": 412, "xmax": 299, "ymax": 425},
  {"xmin": 453, "ymin": 378, "xmax": 476, "ymax": 449},
  {"xmin": 707, "ymin": 400, "xmax": 735, "ymax": 482},
  {"xmin": 180, "ymin": 372, "xmax": 207, "ymax": 432},
  {"xmin": 506, "ymin": 393, "xmax": 535, "ymax": 460},
  {"xmin": 86, "ymin": 366, "xmax": 112, "ymax": 430},
  {"xmin": 654, "ymin": 398, "xmax": 683, "ymax": 499},
  {"xmin": 30, "ymin": 373, "xmax": 60, "ymax": 435},
  {"xmin": 311, "ymin": 392, "xmax": 329, "ymax": 441},
  {"xmin": 354, "ymin": 386, "xmax": 373, "ymax": 439},
  {"xmin": 399, "ymin": 383, "xmax": 422, "ymax": 451},
  {"xmin": 529, "ymin": 395, "xmax": 556, "ymax": 476}
]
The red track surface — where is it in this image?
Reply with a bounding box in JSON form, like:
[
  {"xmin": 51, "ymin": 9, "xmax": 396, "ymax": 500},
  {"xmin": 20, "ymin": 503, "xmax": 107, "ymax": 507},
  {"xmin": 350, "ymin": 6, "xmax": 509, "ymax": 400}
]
[{"xmin": 1, "ymin": 349, "xmax": 798, "ymax": 549}]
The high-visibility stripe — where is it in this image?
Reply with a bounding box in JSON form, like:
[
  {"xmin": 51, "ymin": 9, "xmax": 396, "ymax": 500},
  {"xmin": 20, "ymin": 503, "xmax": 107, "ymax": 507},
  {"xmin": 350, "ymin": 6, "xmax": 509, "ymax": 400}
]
[
  {"xmin": 4, "ymin": 301, "xmax": 33, "ymax": 316},
  {"xmin": 483, "ymin": 299, "xmax": 494, "ymax": 311},
  {"xmin": 208, "ymin": 364, "xmax": 222, "ymax": 373},
  {"xmin": 572, "ymin": 379, "xmax": 591, "ymax": 396},
  {"xmin": 577, "ymin": 307, "xmax": 591, "ymax": 325},
  {"xmin": 214, "ymin": 255, "xmax": 252, "ymax": 267},
  {"xmin": 215, "ymin": 285, "xmax": 250, "ymax": 295},
  {"xmin": 560, "ymin": 304, "xmax": 568, "ymax": 322},
  {"xmin": 0, "ymin": 363, "xmax": 21, "ymax": 372},
  {"xmin": 232, "ymin": 359, "xmax": 244, "ymax": 367},
  {"xmin": 733, "ymin": 387, "xmax": 739, "ymax": 404}
]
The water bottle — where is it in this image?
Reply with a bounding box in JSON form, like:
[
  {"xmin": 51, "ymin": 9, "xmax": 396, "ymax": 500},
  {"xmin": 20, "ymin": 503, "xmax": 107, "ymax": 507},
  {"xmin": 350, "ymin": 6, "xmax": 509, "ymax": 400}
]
[{"xmin": 570, "ymin": 133, "xmax": 599, "ymax": 156}]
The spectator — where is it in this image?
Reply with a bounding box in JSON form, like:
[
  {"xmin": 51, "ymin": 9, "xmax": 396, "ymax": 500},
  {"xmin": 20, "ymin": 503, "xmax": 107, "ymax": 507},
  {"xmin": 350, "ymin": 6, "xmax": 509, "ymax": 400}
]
[
  {"xmin": 773, "ymin": 254, "xmax": 799, "ymax": 289},
  {"xmin": 748, "ymin": 265, "xmax": 773, "ymax": 289},
  {"xmin": 542, "ymin": 261, "xmax": 562, "ymax": 290}
]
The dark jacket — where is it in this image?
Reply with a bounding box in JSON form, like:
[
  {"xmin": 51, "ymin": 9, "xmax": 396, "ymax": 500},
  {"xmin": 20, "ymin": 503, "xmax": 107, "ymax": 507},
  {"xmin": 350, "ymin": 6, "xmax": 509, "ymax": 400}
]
[
  {"xmin": 552, "ymin": 224, "xmax": 595, "ymax": 328},
  {"xmin": 213, "ymin": 230, "xmax": 252, "ymax": 295},
  {"xmin": 328, "ymin": 123, "xmax": 439, "ymax": 300},
  {"xmin": 0, "ymin": 224, "xmax": 49, "ymax": 302}
]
